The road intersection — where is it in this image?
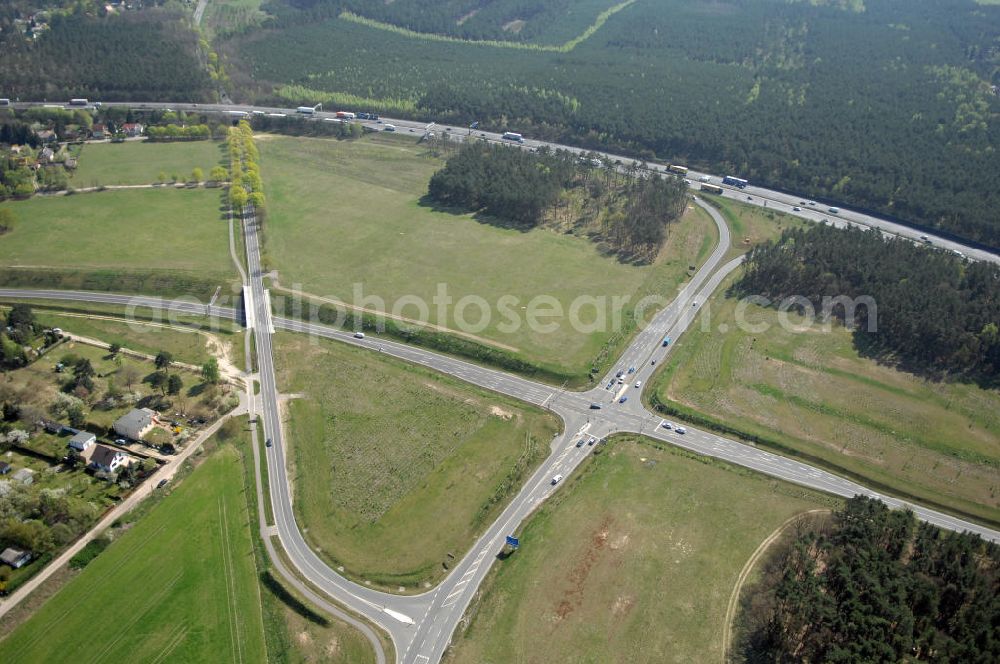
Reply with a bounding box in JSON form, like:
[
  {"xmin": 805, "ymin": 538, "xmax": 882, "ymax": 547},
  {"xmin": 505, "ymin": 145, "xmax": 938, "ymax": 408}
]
[
  {"xmin": 3, "ymin": 194, "xmax": 998, "ymax": 662},
  {"xmin": 2, "ymin": 102, "xmax": 999, "ymax": 663}
]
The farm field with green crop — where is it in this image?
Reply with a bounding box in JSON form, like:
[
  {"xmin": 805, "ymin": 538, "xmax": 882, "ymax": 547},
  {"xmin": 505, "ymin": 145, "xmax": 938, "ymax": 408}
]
[
  {"xmin": 0, "ymin": 445, "xmax": 267, "ymax": 662},
  {"xmin": 651, "ymin": 275, "xmax": 1000, "ymax": 527},
  {"xmin": 444, "ymin": 435, "xmax": 836, "ymax": 663},
  {"xmin": 260, "ymin": 133, "xmax": 715, "ymax": 379},
  {"xmin": 72, "ymin": 140, "xmax": 225, "ymax": 187},
  {"xmin": 273, "ymin": 332, "xmax": 561, "ymax": 588}
]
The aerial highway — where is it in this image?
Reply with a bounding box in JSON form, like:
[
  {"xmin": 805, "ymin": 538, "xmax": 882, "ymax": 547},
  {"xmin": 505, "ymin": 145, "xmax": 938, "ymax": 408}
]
[
  {"xmin": 12, "ymin": 99, "xmax": 999, "ymax": 266},
  {"xmin": 3, "ymin": 188, "xmax": 999, "ymax": 663},
  {"xmin": 4, "ymin": 101, "xmax": 1000, "ymax": 663}
]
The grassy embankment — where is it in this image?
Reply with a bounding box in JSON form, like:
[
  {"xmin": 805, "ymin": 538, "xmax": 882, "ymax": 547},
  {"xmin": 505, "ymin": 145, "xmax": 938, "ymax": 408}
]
[
  {"xmin": 445, "ymin": 434, "xmax": 837, "ymax": 663},
  {"xmin": 274, "ymin": 332, "xmax": 561, "ymax": 589},
  {"xmin": 650, "ymin": 267, "xmax": 1000, "ymax": 527},
  {"xmin": 31, "ymin": 309, "xmax": 238, "ymax": 368},
  {"xmin": 260, "ymin": 133, "xmax": 716, "ymax": 385}
]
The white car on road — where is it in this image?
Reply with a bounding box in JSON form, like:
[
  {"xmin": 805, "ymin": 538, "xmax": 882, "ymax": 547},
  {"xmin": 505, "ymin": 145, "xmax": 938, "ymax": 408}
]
[{"xmin": 551, "ymin": 474, "xmax": 564, "ymax": 485}]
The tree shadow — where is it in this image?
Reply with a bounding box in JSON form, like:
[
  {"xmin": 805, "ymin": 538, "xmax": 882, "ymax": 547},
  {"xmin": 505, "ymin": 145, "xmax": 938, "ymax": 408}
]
[
  {"xmin": 417, "ymin": 194, "xmax": 660, "ymax": 267},
  {"xmin": 852, "ymin": 330, "xmax": 999, "ymax": 390}
]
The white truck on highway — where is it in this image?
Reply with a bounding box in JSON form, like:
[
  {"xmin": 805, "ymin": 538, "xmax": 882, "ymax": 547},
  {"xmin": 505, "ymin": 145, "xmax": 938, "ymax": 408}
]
[
  {"xmin": 296, "ymin": 106, "xmax": 316, "ymax": 115},
  {"xmin": 502, "ymin": 131, "xmax": 524, "ymax": 143}
]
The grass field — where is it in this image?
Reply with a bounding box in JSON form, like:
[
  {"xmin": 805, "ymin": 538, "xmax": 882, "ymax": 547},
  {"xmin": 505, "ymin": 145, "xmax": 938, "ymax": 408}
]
[
  {"xmin": 651, "ymin": 274, "xmax": 1000, "ymax": 526},
  {"xmin": 32, "ymin": 308, "xmax": 239, "ymax": 367},
  {"xmin": 0, "ymin": 187, "xmax": 236, "ymax": 296},
  {"xmin": 444, "ymin": 435, "xmax": 836, "ymax": 663},
  {"xmin": 260, "ymin": 133, "xmax": 715, "ymax": 377},
  {"xmin": 71, "ymin": 140, "xmax": 226, "ymax": 187},
  {"xmin": 273, "ymin": 332, "xmax": 561, "ymax": 588},
  {"xmin": 704, "ymin": 194, "xmax": 804, "ymax": 260},
  {"xmin": 0, "ymin": 445, "xmax": 267, "ymax": 663}
]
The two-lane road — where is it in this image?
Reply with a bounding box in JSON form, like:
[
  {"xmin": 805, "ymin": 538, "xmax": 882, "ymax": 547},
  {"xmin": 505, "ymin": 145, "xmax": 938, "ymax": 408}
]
[{"xmin": 3, "ymin": 99, "xmax": 1000, "ymax": 662}]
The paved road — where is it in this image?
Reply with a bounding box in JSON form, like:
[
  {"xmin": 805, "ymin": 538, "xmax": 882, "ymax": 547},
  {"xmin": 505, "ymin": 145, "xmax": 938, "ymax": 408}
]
[
  {"xmin": 13, "ymin": 99, "xmax": 996, "ymax": 266},
  {"xmin": 5, "ymin": 185, "xmax": 999, "ymax": 662},
  {"xmin": 193, "ymin": 0, "xmax": 209, "ymax": 26},
  {"xmin": 5, "ymin": 99, "xmax": 1000, "ymax": 661}
]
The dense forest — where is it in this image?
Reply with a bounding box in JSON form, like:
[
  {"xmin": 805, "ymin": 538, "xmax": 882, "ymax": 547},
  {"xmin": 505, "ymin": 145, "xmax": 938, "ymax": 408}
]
[
  {"xmin": 335, "ymin": 0, "xmax": 626, "ymax": 45},
  {"xmin": 735, "ymin": 224, "xmax": 1000, "ymax": 382},
  {"xmin": 736, "ymin": 496, "xmax": 999, "ymax": 662},
  {"xmin": 227, "ymin": 0, "xmax": 1000, "ymax": 247},
  {"xmin": 427, "ymin": 140, "xmax": 687, "ymax": 260},
  {"xmin": 0, "ymin": 9, "xmax": 212, "ymax": 102},
  {"xmin": 428, "ymin": 141, "xmax": 577, "ymax": 225}
]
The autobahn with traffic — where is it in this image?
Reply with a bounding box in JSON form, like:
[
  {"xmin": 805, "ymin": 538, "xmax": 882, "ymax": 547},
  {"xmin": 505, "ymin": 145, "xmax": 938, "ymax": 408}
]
[
  {"xmin": 3, "ymin": 99, "xmax": 1000, "ymax": 663},
  {"xmin": 13, "ymin": 99, "xmax": 998, "ymax": 267}
]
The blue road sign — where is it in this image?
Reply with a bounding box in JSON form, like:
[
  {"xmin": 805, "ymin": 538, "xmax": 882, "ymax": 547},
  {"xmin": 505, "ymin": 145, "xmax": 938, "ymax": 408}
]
[{"xmin": 506, "ymin": 535, "xmax": 519, "ymax": 549}]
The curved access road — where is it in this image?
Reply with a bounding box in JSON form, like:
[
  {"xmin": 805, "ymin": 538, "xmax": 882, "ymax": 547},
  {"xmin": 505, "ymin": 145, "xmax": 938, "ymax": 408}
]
[{"xmin": 3, "ymin": 190, "xmax": 999, "ymax": 663}]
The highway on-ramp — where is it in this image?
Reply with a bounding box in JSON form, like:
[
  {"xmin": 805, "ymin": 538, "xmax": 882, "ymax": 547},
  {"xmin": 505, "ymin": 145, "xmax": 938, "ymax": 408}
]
[{"xmin": 3, "ymin": 102, "xmax": 1000, "ymax": 662}]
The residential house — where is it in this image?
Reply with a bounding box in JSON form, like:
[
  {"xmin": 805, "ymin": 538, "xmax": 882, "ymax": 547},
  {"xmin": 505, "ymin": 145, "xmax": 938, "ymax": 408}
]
[
  {"xmin": 36, "ymin": 129, "xmax": 56, "ymax": 143},
  {"xmin": 121, "ymin": 122, "xmax": 144, "ymax": 137},
  {"xmin": 37, "ymin": 147, "xmax": 54, "ymax": 164},
  {"xmin": 0, "ymin": 547, "xmax": 31, "ymax": 569},
  {"xmin": 0, "ymin": 461, "xmax": 10, "ymax": 475},
  {"xmin": 113, "ymin": 408, "xmax": 156, "ymax": 441},
  {"xmin": 12, "ymin": 468, "xmax": 34, "ymax": 485},
  {"xmin": 38, "ymin": 418, "xmax": 67, "ymax": 434},
  {"xmin": 88, "ymin": 444, "xmax": 129, "ymax": 474},
  {"xmin": 68, "ymin": 430, "xmax": 96, "ymax": 452},
  {"xmin": 90, "ymin": 124, "xmax": 106, "ymax": 140}
]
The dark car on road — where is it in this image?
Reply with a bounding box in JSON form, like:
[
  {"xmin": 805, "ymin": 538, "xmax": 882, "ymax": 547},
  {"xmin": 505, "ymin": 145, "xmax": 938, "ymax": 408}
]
[{"xmin": 265, "ymin": 438, "xmax": 273, "ymax": 448}]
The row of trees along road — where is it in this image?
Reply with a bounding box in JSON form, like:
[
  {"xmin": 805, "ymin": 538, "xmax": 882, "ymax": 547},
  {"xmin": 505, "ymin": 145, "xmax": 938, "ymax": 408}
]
[{"xmin": 227, "ymin": 120, "xmax": 265, "ymax": 212}]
